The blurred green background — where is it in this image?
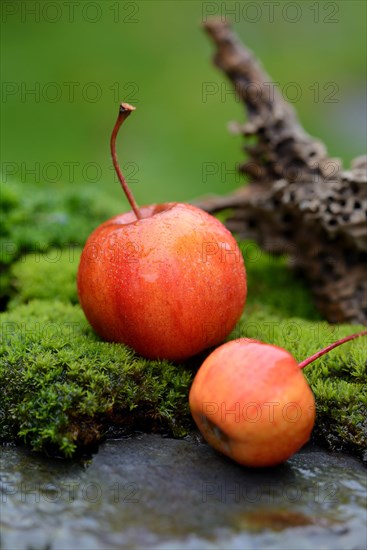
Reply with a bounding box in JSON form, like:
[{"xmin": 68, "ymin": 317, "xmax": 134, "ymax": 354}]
[{"xmin": 1, "ymin": 0, "xmax": 366, "ymax": 212}]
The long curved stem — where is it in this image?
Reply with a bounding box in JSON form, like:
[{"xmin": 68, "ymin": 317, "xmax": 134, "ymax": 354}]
[
  {"xmin": 110, "ymin": 102, "xmax": 142, "ymax": 220},
  {"xmin": 299, "ymin": 330, "xmax": 367, "ymax": 369}
]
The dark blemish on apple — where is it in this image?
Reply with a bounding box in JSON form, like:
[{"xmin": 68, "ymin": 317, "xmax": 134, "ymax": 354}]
[{"xmin": 201, "ymin": 414, "xmax": 231, "ymax": 453}]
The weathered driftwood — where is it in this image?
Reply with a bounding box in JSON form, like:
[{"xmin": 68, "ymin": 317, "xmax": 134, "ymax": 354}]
[{"xmin": 195, "ymin": 19, "xmax": 367, "ymax": 325}]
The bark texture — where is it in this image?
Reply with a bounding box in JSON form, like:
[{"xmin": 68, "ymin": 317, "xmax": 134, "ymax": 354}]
[{"xmin": 195, "ymin": 19, "xmax": 367, "ymax": 325}]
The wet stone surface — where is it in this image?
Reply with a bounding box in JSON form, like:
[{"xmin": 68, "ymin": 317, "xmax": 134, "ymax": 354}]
[{"xmin": 1, "ymin": 434, "xmax": 366, "ymax": 549}]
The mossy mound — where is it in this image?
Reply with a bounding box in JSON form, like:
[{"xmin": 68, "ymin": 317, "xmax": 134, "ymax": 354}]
[
  {"xmin": 8, "ymin": 248, "xmax": 82, "ymax": 308},
  {"xmin": 0, "ymin": 181, "xmax": 117, "ymax": 306},
  {"xmin": 1, "ymin": 183, "xmax": 366, "ymax": 459},
  {"xmin": 1, "ymin": 300, "xmax": 366, "ymax": 458},
  {"xmin": 241, "ymin": 241, "xmax": 321, "ymax": 321},
  {"xmin": 0, "ymin": 300, "xmax": 192, "ymax": 457}
]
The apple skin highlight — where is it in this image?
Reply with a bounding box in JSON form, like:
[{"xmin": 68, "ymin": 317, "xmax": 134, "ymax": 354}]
[
  {"xmin": 77, "ymin": 203, "xmax": 247, "ymax": 361},
  {"xmin": 189, "ymin": 339, "xmax": 316, "ymax": 467}
]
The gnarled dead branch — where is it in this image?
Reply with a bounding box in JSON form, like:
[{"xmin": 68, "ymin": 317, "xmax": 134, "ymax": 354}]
[{"xmin": 196, "ymin": 19, "xmax": 367, "ymax": 324}]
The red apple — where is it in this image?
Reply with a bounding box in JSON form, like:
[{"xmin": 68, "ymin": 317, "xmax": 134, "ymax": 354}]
[
  {"xmin": 189, "ymin": 338, "xmax": 316, "ymax": 467},
  {"xmin": 77, "ymin": 103, "xmax": 247, "ymax": 360}
]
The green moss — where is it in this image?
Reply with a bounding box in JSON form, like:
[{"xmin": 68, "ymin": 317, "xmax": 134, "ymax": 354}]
[
  {"xmin": 0, "ymin": 190, "xmax": 365, "ymax": 459},
  {"xmin": 242, "ymin": 241, "xmax": 321, "ymax": 320},
  {"xmin": 1, "ymin": 298, "xmax": 366, "ymax": 458},
  {"xmin": 0, "ymin": 181, "xmax": 117, "ymax": 304},
  {"xmin": 0, "ymin": 300, "xmax": 192, "ymax": 456},
  {"xmin": 8, "ymin": 248, "xmax": 82, "ymax": 308}
]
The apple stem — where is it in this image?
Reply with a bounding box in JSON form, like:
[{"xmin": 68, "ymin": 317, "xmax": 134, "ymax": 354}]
[
  {"xmin": 110, "ymin": 102, "xmax": 142, "ymax": 220},
  {"xmin": 298, "ymin": 330, "xmax": 367, "ymax": 369}
]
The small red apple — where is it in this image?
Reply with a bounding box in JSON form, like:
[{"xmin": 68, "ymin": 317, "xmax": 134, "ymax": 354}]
[
  {"xmin": 189, "ymin": 339, "xmax": 315, "ymax": 467},
  {"xmin": 77, "ymin": 103, "xmax": 247, "ymax": 360},
  {"xmin": 189, "ymin": 331, "xmax": 366, "ymax": 467}
]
